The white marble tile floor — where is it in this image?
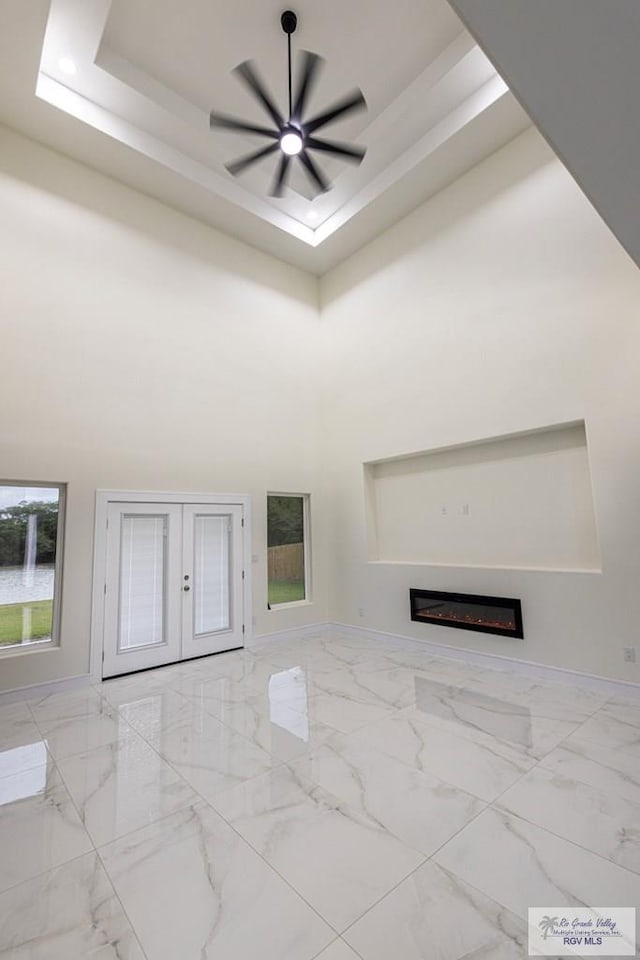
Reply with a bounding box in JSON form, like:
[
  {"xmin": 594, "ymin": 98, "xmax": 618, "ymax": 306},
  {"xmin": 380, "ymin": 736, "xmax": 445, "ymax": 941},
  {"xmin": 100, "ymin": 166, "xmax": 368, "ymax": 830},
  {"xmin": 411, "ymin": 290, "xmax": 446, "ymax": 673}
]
[{"xmin": 0, "ymin": 628, "xmax": 638, "ymax": 958}]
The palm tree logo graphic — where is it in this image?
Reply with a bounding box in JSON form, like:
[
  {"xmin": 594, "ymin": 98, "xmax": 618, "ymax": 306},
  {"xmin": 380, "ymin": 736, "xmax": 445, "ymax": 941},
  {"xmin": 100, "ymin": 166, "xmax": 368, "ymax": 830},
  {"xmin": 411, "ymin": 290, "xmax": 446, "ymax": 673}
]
[{"xmin": 539, "ymin": 916, "xmax": 560, "ymax": 939}]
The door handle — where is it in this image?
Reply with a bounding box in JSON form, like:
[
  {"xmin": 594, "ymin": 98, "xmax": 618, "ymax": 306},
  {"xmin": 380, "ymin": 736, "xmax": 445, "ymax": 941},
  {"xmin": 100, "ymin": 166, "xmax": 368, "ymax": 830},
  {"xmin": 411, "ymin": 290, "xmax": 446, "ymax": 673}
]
[{"xmin": 183, "ymin": 585, "xmax": 191, "ymax": 592}]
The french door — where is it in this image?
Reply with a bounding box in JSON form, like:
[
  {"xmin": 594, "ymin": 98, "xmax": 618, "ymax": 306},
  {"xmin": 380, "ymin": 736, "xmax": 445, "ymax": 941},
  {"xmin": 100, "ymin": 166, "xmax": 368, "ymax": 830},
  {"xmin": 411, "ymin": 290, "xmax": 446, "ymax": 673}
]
[{"xmin": 102, "ymin": 501, "xmax": 244, "ymax": 678}]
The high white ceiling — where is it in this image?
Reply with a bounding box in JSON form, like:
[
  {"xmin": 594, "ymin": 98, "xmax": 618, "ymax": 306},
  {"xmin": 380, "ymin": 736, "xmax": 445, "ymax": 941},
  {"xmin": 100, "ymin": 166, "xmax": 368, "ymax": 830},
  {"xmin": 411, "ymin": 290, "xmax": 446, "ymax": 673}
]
[{"xmin": 0, "ymin": 0, "xmax": 530, "ymax": 274}]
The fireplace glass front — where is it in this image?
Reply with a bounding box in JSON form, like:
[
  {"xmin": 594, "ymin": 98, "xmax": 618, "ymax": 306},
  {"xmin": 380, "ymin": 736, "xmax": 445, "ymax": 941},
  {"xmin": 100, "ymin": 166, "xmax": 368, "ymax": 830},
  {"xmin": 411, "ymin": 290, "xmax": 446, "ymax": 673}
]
[{"xmin": 410, "ymin": 589, "xmax": 523, "ymax": 638}]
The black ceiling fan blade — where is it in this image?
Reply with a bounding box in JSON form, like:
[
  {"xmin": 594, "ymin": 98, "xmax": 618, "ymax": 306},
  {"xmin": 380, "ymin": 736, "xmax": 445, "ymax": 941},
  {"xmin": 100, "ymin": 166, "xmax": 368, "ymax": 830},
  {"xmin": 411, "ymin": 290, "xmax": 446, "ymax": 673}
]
[
  {"xmin": 270, "ymin": 154, "xmax": 292, "ymax": 198},
  {"xmin": 306, "ymin": 136, "xmax": 366, "ymax": 164},
  {"xmin": 298, "ymin": 149, "xmax": 330, "ymax": 194},
  {"xmin": 226, "ymin": 142, "xmax": 280, "ymax": 177},
  {"xmin": 234, "ymin": 60, "xmax": 284, "ymax": 129},
  {"xmin": 292, "ymin": 51, "xmax": 323, "ymax": 124},
  {"xmin": 305, "ymin": 89, "xmax": 367, "ymax": 134},
  {"xmin": 209, "ymin": 111, "xmax": 279, "ymax": 139}
]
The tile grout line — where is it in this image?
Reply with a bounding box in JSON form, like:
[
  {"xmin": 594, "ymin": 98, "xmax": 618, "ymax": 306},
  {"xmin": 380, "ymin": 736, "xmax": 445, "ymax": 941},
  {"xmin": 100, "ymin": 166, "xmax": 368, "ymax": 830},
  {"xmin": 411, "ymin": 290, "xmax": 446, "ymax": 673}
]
[
  {"xmin": 107, "ymin": 696, "xmax": 345, "ymax": 944},
  {"xmin": 67, "ymin": 642, "xmax": 576, "ymax": 944},
  {"xmin": 420, "ymin": 802, "xmax": 640, "ymax": 960},
  {"xmin": 0, "ymin": 848, "xmax": 95, "ymax": 900},
  {"xmin": 298, "ymin": 648, "xmax": 628, "ymax": 944},
  {"xmin": 6, "ymin": 693, "xmax": 152, "ymax": 959},
  {"xmin": 334, "ymin": 771, "xmax": 496, "ymax": 940},
  {"xmin": 105, "ymin": 654, "xmax": 449, "ymax": 942},
  {"xmin": 93, "ymin": 843, "xmax": 152, "ymax": 960},
  {"xmin": 481, "ymin": 694, "xmax": 640, "ymax": 874},
  {"xmin": 314, "ymin": 715, "xmax": 502, "ymax": 943},
  {"xmin": 309, "ymin": 935, "xmax": 367, "ymax": 960},
  {"xmin": 107, "ymin": 760, "xmax": 345, "ymax": 943},
  {"xmin": 88, "ymin": 671, "xmax": 321, "ymax": 958},
  {"xmin": 335, "ymin": 722, "xmax": 592, "ymax": 951},
  {"xmin": 4, "ymin": 637, "xmax": 639, "ymax": 957}
]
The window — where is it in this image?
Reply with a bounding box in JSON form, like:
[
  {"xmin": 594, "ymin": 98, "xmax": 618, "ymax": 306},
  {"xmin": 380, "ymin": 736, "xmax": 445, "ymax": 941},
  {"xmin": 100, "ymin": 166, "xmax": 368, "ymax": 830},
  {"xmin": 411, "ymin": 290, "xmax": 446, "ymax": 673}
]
[
  {"xmin": 0, "ymin": 482, "xmax": 65, "ymax": 650},
  {"xmin": 267, "ymin": 494, "xmax": 310, "ymax": 606}
]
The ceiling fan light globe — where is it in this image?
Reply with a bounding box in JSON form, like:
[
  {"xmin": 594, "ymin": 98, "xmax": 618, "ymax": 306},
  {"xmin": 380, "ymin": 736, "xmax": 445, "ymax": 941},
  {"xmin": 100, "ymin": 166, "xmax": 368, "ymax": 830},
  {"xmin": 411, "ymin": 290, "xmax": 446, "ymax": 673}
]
[{"xmin": 280, "ymin": 131, "xmax": 303, "ymax": 156}]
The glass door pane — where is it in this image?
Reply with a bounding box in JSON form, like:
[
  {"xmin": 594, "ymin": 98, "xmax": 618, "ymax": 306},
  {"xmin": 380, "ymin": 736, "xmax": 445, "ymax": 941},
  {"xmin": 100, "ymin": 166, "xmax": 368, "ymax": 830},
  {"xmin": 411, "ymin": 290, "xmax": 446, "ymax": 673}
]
[
  {"xmin": 182, "ymin": 504, "xmax": 244, "ymax": 660},
  {"xmin": 103, "ymin": 503, "xmax": 182, "ymax": 679},
  {"xmin": 119, "ymin": 515, "xmax": 167, "ymax": 651},
  {"xmin": 194, "ymin": 515, "xmax": 230, "ymax": 635}
]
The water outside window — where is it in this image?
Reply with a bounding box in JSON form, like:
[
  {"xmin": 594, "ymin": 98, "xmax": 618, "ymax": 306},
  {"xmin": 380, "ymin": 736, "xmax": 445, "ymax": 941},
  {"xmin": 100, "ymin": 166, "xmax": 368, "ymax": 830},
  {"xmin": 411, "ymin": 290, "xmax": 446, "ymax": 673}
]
[
  {"xmin": 0, "ymin": 484, "xmax": 62, "ymax": 648},
  {"xmin": 267, "ymin": 495, "xmax": 307, "ymax": 605}
]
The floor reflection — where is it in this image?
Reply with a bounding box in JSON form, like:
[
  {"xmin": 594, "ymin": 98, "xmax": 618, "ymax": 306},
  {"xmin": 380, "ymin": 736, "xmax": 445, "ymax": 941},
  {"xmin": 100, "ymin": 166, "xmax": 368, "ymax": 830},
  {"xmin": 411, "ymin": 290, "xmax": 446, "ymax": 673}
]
[
  {"xmin": 413, "ymin": 676, "xmax": 534, "ymax": 748},
  {"xmin": 0, "ymin": 741, "xmax": 48, "ymax": 804},
  {"xmin": 268, "ymin": 667, "xmax": 309, "ymax": 740}
]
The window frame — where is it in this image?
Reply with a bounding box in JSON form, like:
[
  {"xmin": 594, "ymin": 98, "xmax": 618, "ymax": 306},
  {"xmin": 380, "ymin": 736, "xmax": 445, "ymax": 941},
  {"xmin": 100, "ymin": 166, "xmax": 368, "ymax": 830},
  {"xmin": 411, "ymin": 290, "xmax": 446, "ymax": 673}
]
[
  {"xmin": 0, "ymin": 480, "xmax": 66, "ymax": 656},
  {"xmin": 266, "ymin": 492, "xmax": 312, "ymax": 609}
]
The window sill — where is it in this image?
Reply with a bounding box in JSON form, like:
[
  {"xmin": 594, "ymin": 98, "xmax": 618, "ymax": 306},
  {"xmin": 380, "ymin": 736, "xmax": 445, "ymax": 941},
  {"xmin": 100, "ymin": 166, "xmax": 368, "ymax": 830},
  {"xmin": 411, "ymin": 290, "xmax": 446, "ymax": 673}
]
[
  {"xmin": 268, "ymin": 600, "xmax": 313, "ymax": 611},
  {"xmin": 0, "ymin": 639, "xmax": 59, "ymax": 659}
]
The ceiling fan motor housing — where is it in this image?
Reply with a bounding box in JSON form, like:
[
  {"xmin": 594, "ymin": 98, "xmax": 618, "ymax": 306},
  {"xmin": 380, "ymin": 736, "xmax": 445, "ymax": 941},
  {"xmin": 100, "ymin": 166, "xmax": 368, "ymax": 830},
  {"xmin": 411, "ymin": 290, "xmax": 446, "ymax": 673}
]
[{"xmin": 281, "ymin": 11, "xmax": 298, "ymax": 35}]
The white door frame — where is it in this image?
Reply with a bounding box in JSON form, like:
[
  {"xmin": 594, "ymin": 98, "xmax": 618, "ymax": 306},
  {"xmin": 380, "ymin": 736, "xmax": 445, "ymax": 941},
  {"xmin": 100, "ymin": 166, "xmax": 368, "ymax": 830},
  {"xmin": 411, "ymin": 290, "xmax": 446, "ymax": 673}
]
[{"xmin": 90, "ymin": 490, "xmax": 252, "ymax": 683}]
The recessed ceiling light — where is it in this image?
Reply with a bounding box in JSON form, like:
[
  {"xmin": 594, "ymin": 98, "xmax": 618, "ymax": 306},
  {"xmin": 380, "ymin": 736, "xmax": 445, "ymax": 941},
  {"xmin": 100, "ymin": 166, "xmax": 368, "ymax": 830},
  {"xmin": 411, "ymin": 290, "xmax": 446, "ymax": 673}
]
[{"xmin": 58, "ymin": 57, "xmax": 77, "ymax": 76}]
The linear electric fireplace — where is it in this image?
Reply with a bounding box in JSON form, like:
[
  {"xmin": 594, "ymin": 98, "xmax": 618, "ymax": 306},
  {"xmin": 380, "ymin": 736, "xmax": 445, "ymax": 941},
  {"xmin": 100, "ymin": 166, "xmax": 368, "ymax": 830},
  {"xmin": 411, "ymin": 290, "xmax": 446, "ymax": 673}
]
[{"xmin": 410, "ymin": 589, "xmax": 523, "ymax": 638}]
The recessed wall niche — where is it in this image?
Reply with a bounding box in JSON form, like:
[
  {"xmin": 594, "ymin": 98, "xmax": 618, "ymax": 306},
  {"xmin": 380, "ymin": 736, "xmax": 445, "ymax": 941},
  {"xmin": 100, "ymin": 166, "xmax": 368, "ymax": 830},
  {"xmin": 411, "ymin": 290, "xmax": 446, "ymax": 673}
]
[{"xmin": 364, "ymin": 422, "xmax": 601, "ymax": 571}]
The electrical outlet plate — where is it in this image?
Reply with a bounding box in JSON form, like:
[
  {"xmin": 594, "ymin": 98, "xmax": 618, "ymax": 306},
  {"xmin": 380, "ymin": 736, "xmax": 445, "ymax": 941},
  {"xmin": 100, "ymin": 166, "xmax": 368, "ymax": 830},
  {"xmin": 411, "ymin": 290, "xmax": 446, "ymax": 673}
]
[{"xmin": 624, "ymin": 647, "xmax": 636, "ymax": 663}]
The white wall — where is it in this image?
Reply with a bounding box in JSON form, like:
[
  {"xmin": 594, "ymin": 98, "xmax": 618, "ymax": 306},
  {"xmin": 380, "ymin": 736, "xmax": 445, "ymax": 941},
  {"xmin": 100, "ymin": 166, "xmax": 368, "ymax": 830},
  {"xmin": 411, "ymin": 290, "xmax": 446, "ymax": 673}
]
[
  {"xmin": 3, "ymin": 122, "xmax": 640, "ymax": 692},
  {"xmin": 367, "ymin": 423, "xmax": 600, "ymax": 571},
  {"xmin": 320, "ymin": 127, "xmax": 640, "ymax": 683},
  {"xmin": 0, "ymin": 126, "xmax": 326, "ymax": 693}
]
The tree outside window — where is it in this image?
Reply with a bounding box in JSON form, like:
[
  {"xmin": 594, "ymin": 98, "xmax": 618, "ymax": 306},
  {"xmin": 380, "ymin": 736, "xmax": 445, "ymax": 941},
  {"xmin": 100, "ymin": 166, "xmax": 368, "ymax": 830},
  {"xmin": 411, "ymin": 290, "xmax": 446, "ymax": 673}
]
[
  {"xmin": 0, "ymin": 484, "xmax": 64, "ymax": 648},
  {"xmin": 267, "ymin": 494, "xmax": 309, "ymax": 605}
]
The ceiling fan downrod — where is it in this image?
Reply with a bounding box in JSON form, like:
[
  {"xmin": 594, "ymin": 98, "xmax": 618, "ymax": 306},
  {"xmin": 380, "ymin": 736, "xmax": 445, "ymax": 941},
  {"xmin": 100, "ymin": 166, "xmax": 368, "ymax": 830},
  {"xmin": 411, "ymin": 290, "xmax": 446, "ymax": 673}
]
[{"xmin": 280, "ymin": 10, "xmax": 298, "ymax": 121}]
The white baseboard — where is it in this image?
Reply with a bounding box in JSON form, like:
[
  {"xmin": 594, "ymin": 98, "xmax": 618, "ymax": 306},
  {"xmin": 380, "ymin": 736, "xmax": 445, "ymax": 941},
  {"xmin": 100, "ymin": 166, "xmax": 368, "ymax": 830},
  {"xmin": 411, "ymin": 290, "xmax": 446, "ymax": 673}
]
[
  {"xmin": 0, "ymin": 673, "xmax": 94, "ymax": 706},
  {"xmin": 329, "ymin": 621, "xmax": 640, "ymax": 701},
  {"xmin": 248, "ymin": 622, "xmax": 330, "ymax": 650},
  {"xmin": 3, "ymin": 622, "xmax": 638, "ymax": 705},
  {"xmin": 1, "ymin": 626, "xmax": 329, "ymax": 702}
]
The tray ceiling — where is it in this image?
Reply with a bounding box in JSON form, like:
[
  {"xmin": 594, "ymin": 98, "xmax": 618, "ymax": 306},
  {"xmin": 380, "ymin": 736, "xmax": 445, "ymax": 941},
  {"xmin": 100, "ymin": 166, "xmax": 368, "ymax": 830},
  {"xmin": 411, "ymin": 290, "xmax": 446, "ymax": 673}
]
[{"xmin": 0, "ymin": 0, "xmax": 530, "ymax": 273}]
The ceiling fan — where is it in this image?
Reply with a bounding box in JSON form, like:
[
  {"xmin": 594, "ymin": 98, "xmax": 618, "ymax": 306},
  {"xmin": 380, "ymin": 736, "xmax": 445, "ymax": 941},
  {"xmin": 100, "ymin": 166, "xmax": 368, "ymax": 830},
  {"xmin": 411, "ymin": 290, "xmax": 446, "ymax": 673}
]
[{"xmin": 209, "ymin": 10, "xmax": 367, "ymax": 198}]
